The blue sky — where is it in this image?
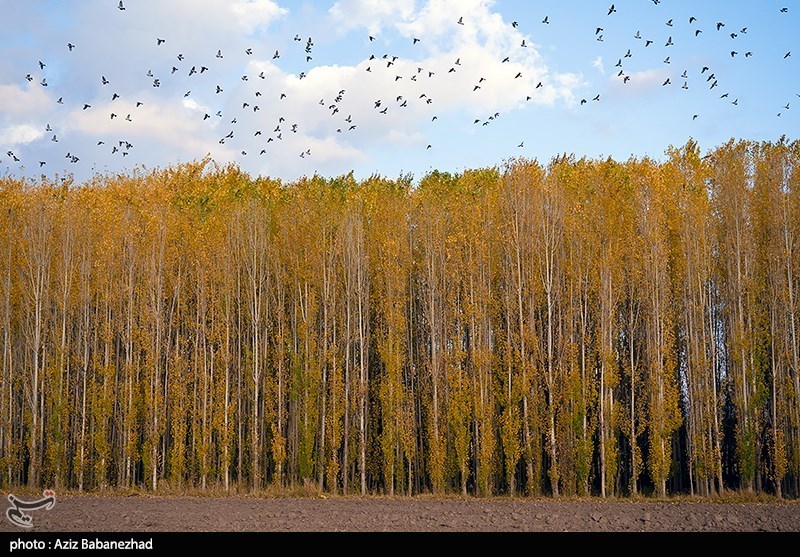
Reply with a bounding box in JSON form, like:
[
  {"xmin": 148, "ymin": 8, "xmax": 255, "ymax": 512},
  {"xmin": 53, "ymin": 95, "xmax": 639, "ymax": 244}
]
[{"xmin": 0, "ymin": 0, "xmax": 797, "ymax": 183}]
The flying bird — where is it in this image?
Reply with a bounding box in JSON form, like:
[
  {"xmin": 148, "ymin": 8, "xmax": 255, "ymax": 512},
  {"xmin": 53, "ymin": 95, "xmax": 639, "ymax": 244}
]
[
  {"xmin": 118, "ymin": 1, "xmax": 125, "ymax": 10},
  {"xmin": 608, "ymin": 4, "xmax": 616, "ymax": 15}
]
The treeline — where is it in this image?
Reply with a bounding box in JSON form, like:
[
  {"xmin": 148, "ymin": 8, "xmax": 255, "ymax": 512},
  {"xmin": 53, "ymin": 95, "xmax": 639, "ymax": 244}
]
[{"xmin": 1, "ymin": 138, "xmax": 799, "ymax": 497}]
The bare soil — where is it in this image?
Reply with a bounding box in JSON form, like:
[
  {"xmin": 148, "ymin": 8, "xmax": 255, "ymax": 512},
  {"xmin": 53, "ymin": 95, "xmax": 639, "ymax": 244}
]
[{"xmin": 2, "ymin": 495, "xmax": 799, "ymax": 532}]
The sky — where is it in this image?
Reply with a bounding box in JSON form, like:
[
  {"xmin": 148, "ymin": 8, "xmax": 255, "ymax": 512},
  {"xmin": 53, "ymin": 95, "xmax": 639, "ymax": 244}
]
[{"xmin": 0, "ymin": 0, "xmax": 798, "ymax": 184}]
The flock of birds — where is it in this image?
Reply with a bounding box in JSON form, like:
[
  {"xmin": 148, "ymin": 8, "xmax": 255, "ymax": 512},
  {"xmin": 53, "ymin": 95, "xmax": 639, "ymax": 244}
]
[{"xmin": 1, "ymin": 1, "xmax": 797, "ymax": 178}]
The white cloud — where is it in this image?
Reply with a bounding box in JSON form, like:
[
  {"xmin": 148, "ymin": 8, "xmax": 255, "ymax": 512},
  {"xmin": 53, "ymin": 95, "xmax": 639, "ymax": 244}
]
[
  {"xmin": 320, "ymin": 0, "xmax": 582, "ymax": 147},
  {"xmin": 230, "ymin": 0, "xmax": 288, "ymax": 34},
  {"xmin": 0, "ymin": 124, "xmax": 44, "ymax": 146},
  {"xmin": 64, "ymin": 98, "xmax": 234, "ymax": 162},
  {"xmin": 592, "ymin": 56, "xmax": 604, "ymax": 75},
  {"xmin": 329, "ymin": 0, "xmax": 416, "ymax": 35},
  {"xmin": 611, "ymin": 68, "xmax": 671, "ymax": 94},
  {"xmin": 0, "ymin": 83, "xmax": 52, "ymax": 119}
]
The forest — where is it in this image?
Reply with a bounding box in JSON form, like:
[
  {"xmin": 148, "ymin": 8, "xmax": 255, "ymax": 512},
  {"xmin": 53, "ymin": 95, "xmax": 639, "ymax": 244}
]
[{"xmin": 0, "ymin": 138, "xmax": 798, "ymax": 498}]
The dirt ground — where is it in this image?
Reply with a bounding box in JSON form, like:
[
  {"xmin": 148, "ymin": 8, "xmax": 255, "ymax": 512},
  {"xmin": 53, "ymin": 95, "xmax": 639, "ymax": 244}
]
[{"xmin": 2, "ymin": 495, "xmax": 799, "ymax": 532}]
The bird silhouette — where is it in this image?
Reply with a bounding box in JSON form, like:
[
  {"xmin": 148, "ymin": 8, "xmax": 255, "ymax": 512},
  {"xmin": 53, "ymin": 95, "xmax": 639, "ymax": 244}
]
[
  {"xmin": 118, "ymin": 1, "xmax": 125, "ymax": 10},
  {"xmin": 542, "ymin": 15, "xmax": 549, "ymax": 24},
  {"xmin": 608, "ymin": 4, "xmax": 616, "ymax": 15}
]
